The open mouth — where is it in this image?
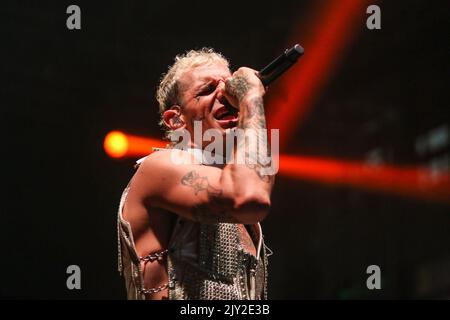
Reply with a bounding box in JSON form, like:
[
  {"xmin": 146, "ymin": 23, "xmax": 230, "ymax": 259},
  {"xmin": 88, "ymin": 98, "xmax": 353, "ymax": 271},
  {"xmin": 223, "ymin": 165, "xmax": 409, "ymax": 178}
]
[{"xmin": 213, "ymin": 106, "xmax": 239, "ymax": 123}]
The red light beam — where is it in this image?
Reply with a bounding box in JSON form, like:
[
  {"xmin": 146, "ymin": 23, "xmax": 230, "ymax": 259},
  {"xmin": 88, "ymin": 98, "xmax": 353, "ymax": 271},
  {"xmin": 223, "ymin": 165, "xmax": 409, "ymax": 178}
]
[
  {"xmin": 104, "ymin": 132, "xmax": 449, "ymax": 204},
  {"xmin": 266, "ymin": 0, "xmax": 367, "ymax": 151},
  {"xmin": 279, "ymin": 154, "xmax": 450, "ymax": 204}
]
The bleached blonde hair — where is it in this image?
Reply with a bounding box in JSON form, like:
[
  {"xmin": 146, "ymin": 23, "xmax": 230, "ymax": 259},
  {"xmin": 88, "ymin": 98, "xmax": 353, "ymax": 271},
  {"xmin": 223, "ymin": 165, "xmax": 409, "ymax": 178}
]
[{"xmin": 156, "ymin": 48, "xmax": 230, "ymax": 138}]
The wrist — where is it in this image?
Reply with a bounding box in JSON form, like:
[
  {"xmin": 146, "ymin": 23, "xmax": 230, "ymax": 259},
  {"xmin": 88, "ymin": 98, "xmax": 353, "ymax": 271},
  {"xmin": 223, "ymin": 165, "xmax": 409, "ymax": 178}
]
[{"xmin": 239, "ymin": 92, "xmax": 264, "ymax": 106}]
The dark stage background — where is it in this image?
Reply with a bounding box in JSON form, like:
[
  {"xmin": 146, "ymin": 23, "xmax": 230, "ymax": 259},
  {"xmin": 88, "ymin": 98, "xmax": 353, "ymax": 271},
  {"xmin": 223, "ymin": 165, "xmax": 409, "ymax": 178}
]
[{"xmin": 1, "ymin": 0, "xmax": 449, "ymax": 299}]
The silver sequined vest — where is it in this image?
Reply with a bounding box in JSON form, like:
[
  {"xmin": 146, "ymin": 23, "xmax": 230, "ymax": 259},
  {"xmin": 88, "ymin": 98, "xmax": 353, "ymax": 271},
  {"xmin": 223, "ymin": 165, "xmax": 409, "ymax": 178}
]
[{"xmin": 117, "ymin": 149, "xmax": 269, "ymax": 300}]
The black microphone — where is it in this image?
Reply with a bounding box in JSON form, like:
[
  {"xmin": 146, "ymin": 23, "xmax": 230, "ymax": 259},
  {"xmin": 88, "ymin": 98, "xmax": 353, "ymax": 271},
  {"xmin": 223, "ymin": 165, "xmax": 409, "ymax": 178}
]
[{"xmin": 258, "ymin": 44, "xmax": 304, "ymax": 86}]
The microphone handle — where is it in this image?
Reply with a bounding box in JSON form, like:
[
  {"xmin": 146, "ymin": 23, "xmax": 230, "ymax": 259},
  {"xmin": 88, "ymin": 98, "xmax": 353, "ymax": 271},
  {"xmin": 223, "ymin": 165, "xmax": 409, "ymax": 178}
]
[{"xmin": 258, "ymin": 44, "xmax": 304, "ymax": 86}]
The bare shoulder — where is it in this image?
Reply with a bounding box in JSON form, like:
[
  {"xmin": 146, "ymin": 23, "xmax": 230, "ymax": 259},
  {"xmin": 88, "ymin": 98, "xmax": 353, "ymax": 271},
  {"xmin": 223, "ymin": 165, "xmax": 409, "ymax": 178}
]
[
  {"xmin": 139, "ymin": 149, "xmax": 200, "ymax": 172},
  {"xmin": 135, "ymin": 149, "xmax": 204, "ymax": 188},
  {"xmin": 131, "ymin": 149, "xmax": 203, "ymax": 204}
]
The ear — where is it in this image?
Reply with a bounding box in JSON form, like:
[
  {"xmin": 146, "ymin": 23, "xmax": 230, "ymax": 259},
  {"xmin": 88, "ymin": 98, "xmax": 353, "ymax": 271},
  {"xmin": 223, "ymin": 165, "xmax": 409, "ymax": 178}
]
[{"xmin": 162, "ymin": 105, "xmax": 186, "ymax": 130}]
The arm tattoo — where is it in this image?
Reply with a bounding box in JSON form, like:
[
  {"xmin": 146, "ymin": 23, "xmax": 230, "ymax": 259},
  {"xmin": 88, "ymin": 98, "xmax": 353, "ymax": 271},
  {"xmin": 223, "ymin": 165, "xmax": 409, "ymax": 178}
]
[
  {"xmin": 181, "ymin": 170, "xmax": 239, "ymax": 223},
  {"xmin": 240, "ymin": 96, "xmax": 266, "ymax": 129},
  {"xmin": 237, "ymin": 96, "xmax": 274, "ymax": 183},
  {"xmin": 181, "ymin": 170, "xmax": 222, "ymax": 196},
  {"xmin": 244, "ymin": 156, "xmax": 274, "ymax": 183},
  {"xmin": 225, "ymin": 75, "xmax": 250, "ymax": 102}
]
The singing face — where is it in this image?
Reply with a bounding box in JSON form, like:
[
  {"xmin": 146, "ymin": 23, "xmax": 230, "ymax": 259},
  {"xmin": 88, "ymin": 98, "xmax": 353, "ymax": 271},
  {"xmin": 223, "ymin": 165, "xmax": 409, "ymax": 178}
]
[{"xmin": 176, "ymin": 63, "xmax": 240, "ymax": 148}]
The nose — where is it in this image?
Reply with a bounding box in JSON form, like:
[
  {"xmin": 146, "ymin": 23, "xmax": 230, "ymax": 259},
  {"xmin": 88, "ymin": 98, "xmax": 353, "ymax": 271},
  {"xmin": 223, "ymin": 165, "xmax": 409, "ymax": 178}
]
[
  {"xmin": 216, "ymin": 80, "xmax": 225, "ymax": 96},
  {"xmin": 215, "ymin": 80, "xmax": 226, "ymax": 102}
]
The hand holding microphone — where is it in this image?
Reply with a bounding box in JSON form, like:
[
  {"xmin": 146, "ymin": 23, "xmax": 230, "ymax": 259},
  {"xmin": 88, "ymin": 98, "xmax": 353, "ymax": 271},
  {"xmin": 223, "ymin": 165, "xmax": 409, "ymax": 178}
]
[{"xmin": 223, "ymin": 44, "xmax": 304, "ymax": 109}]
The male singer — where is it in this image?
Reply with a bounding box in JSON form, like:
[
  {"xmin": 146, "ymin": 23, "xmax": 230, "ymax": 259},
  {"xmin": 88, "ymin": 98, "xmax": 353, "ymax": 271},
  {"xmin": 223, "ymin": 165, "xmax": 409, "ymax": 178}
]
[{"xmin": 117, "ymin": 48, "xmax": 275, "ymax": 300}]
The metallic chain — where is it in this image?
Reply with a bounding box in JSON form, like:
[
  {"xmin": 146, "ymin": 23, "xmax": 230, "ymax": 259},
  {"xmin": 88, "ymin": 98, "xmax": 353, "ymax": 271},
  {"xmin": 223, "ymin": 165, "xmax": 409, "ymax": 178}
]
[
  {"xmin": 139, "ymin": 282, "xmax": 170, "ymax": 295},
  {"xmin": 139, "ymin": 249, "xmax": 169, "ymax": 262}
]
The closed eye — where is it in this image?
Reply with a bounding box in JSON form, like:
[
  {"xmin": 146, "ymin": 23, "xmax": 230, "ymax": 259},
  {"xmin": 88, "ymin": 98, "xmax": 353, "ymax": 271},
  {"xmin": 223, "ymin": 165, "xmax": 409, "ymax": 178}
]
[{"xmin": 197, "ymin": 83, "xmax": 216, "ymax": 96}]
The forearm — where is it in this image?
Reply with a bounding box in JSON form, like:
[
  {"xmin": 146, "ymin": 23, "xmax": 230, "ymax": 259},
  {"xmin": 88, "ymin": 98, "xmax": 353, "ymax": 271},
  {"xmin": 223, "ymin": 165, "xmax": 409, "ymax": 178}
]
[
  {"xmin": 226, "ymin": 96, "xmax": 273, "ymax": 188},
  {"xmin": 237, "ymin": 94, "xmax": 271, "ymax": 174},
  {"xmin": 219, "ymin": 76, "xmax": 275, "ymax": 217}
]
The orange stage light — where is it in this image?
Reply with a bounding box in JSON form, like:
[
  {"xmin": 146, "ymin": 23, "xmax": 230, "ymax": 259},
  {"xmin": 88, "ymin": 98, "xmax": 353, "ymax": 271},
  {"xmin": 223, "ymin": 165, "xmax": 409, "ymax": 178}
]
[{"xmin": 103, "ymin": 131, "xmax": 167, "ymax": 158}]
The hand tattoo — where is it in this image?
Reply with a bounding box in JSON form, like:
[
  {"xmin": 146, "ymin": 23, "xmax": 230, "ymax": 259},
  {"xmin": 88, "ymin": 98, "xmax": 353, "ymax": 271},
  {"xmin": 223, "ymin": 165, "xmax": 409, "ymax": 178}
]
[{"xmin": 226, "ymin": 75, "xmax": 250, "ymax": 102}]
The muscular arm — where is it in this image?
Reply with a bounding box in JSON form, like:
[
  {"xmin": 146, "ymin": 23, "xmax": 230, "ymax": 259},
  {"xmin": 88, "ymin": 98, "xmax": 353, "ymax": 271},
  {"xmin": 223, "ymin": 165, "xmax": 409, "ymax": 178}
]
[
  {"xmin": 138, "ymin": 68, "xmax": 275, "ymax": 224},
  {"xmin": 225, "ymin": 71, "xmax": 275, "ymax": 185}
]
